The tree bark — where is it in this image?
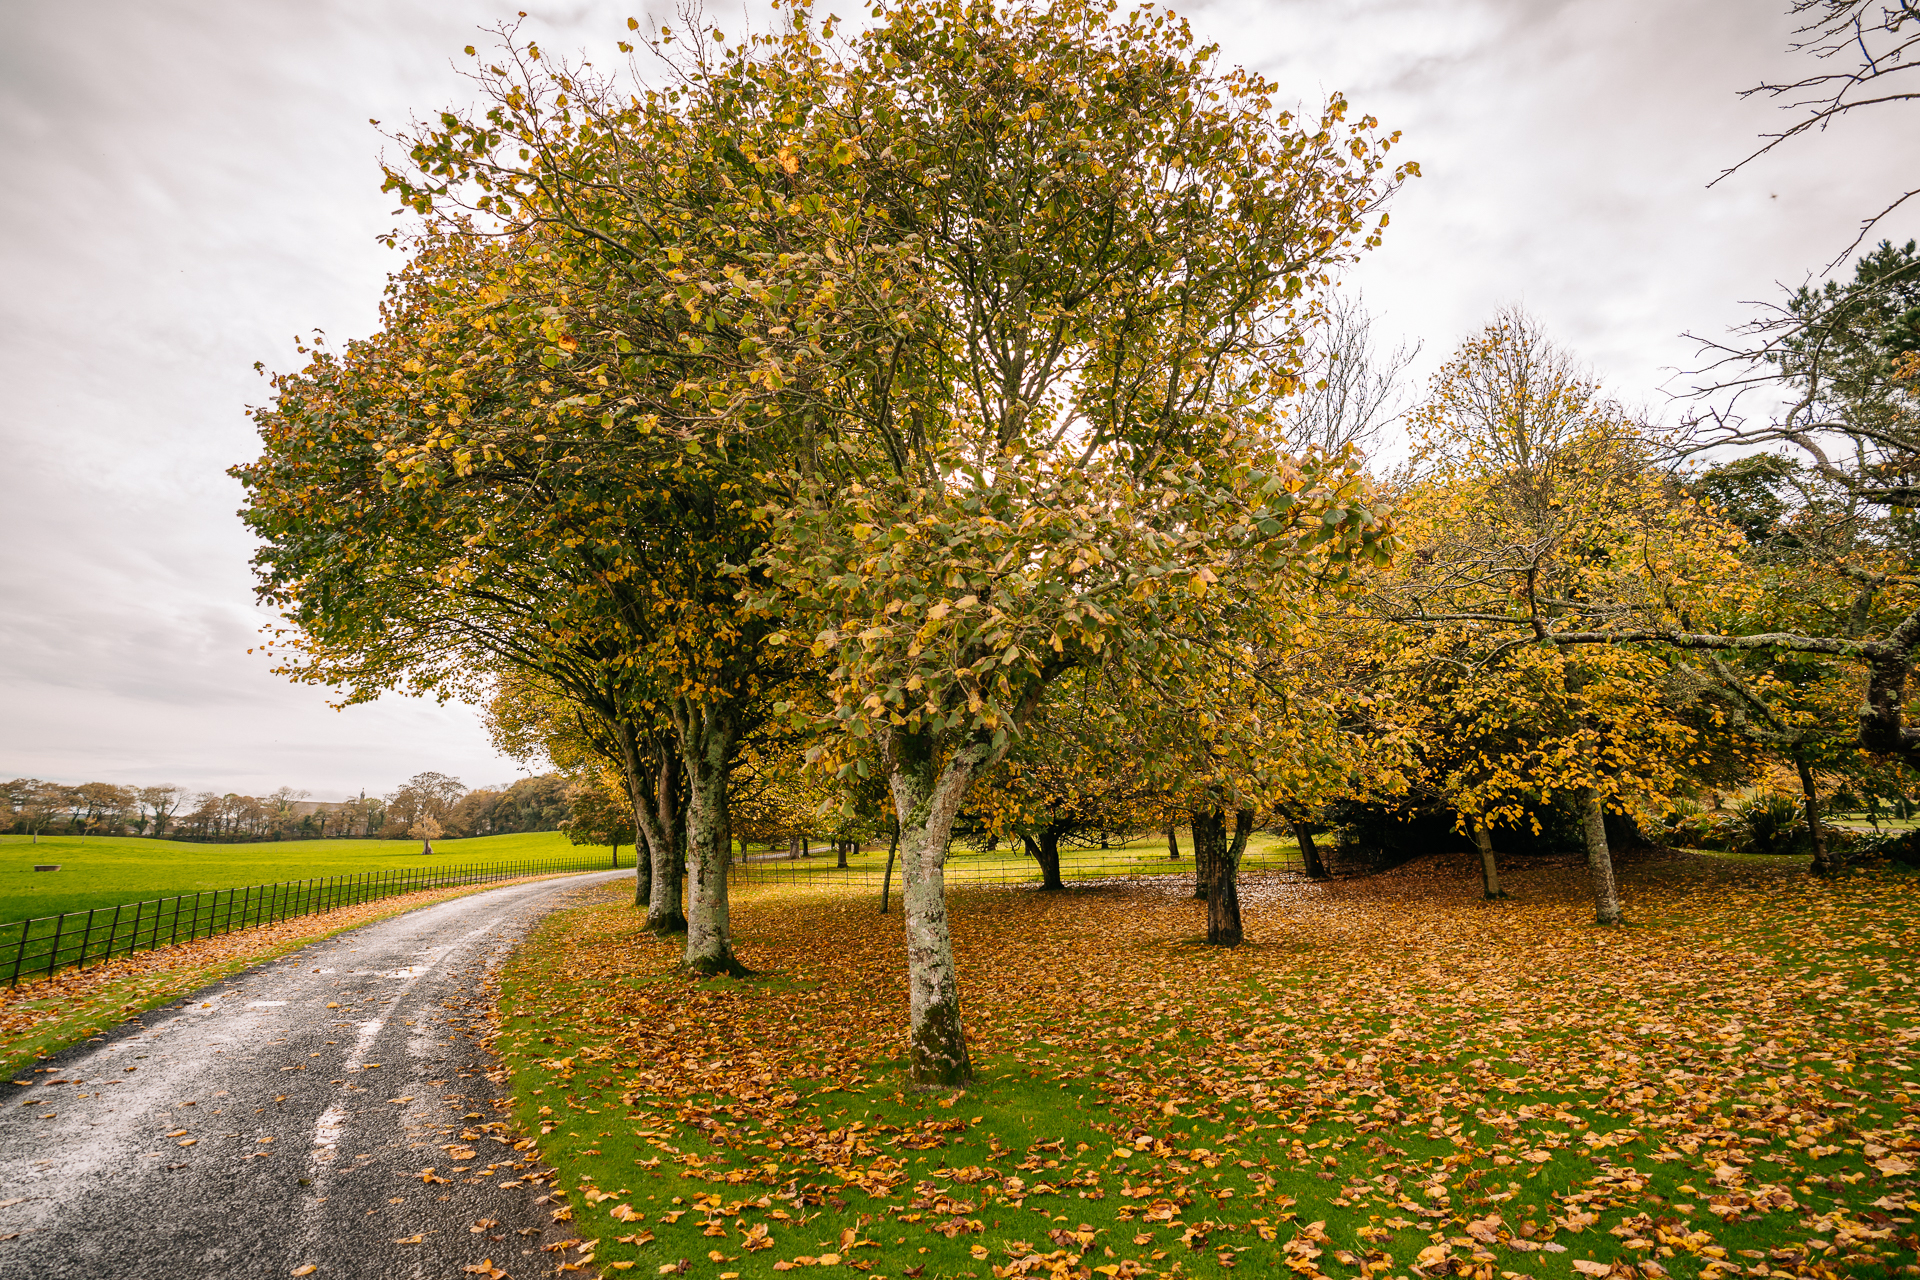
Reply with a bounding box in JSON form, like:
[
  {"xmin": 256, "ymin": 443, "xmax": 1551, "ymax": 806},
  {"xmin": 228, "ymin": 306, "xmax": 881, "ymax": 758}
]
[
  {"xmin": 676, "ymin": 699, "xmax": 745, "ymax": 976},
  {"xmin": 1022, "ymin": 831, "xmax": 1065, "ymax": 891},
  {"xmin": 879, "ymin": 818, "xmax": 899, "ymax": 914},
  {"xmin": 1194, "ymin": 808, "xmax": 1252, "ymax": 945},
  {"xmin": 1192, "ymin": 813, "xmax": 1214, "ymax": 899},
  {"xmin": 1166, "ymin": 824, "xmax": 1180, "ymax": 860},
  {"xmin": 883, "ymin": 722, "xmax": 1018, "ymax": 1090},
  {"xmin": 641, "ymin": 743, "xmax": 687, "ymax": 934},
  {"xmin": 613, "ymin": 720, "xmax": 654, "ymax": 912},
  {"xmin": 1289, "ymin": 812, "xmax": 1327, "ymax": 879},
  {"xmin": 1795, "ymin": 753, "xmax": 1838, "ymax": 875},
  {"xmin": 1579, "ymin": 788, "xmax": 1622, "ymax": 926},
  {"xmin": 1473, "ymin": 819, "xmax": 1504, "ymax": 899}
]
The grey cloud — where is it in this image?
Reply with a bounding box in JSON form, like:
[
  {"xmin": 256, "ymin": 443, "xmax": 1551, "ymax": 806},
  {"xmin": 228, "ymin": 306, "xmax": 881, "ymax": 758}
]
[{"xmin": 3, "ymin": 0, "xmax": 1914, "ymax": 796}]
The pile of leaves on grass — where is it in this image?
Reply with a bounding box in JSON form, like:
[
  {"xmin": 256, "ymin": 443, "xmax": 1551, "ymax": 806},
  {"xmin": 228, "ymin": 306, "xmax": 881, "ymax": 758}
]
[{"xmin": 488, "ymin": 853, "xmax": 1918, "ymax": 1280}]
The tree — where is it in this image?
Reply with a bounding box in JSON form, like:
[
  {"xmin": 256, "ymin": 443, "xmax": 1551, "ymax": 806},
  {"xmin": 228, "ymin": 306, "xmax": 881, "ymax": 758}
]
[
  {"xmin": 1366, "ymin": 311, "xmax": 1750, "ymax": 920},
  {"xmin": 563, "ymin": 767, "xmax": 635, "ymax": 864},
  {"xmin": 1716, "ymin": 2, "xmax": 1920, "ymax": 266},
  {"xmin": 136, "ymin": 784, "xmax": 185, "ymax": 838},
  {"xmin": 266, "ymin": 786, "xmax": 312, "ymax": 840},
  {"xmin": 1285, "ymin": 292, "xmax": 1417, "ymax": 458},
  {"xmin": 411, "ymin": 813, "xmax": 445, "ymax": 855},
  {"xmin": 4, "ymin": 780, "xmax": 63, "ymax": 844},
  {"xmin": 385, "ymin": 773, "xmax": 466, "ymax": 834},
  {"xmin": 965, "ymin": 679, "xmax": 1169, "ymax": 891},
  {"xmin": 743, "ymin": 0, "xmax": 1408, "ymax": 1082},
  {"xmin": 488, "ymin": 669, "xmax": 685, "ymax": 930}
]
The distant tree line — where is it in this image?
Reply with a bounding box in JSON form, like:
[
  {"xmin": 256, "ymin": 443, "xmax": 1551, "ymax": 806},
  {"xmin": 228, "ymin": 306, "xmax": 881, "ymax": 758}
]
[{"xmin": 1, "ymin": 772, "xmax": 572, "ymax": 844}]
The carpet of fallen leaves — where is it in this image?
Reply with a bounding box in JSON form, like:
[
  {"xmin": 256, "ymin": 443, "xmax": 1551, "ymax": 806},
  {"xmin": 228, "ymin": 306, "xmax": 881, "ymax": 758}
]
[
  {"xmin": 491, "ymin": 851, "xmax": 1919, "ymax": 1280},
  {"xmin": 0, "ymin": 872, "xmax": 586, "ymax": 1074}
]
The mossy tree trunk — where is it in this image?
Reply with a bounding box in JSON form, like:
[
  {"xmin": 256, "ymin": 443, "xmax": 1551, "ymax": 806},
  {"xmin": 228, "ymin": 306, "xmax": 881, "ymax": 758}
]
[
  {"xmin": 883, "ymin": 721, "xmax": 1023, "ymax": 1090},
  {"xmin": 674, "ymin": 699, "xmax": 745, "ymax": 976},
  {"xmin": 635, "ymin": 739, "xmax": 686, "ymax": 934},
  {"xmin": 1579, "ymin": 788, "xmax": 1622, "ymax": 925}
]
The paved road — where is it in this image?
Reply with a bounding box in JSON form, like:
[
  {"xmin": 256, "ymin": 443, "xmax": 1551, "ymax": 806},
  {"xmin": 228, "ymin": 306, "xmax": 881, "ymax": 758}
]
[{"xmin": 0, "ymin": 870, "xmax": 629, "ymax": 1279}]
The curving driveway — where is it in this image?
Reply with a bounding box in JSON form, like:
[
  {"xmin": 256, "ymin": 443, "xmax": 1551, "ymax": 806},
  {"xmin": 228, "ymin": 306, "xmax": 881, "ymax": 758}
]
[{"xmin": 0, "ymin": 870, "xmax": 628, "ymax": 1279}]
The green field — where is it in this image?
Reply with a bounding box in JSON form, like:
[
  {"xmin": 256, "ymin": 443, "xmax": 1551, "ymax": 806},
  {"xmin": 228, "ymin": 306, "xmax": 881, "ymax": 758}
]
[
  {"xmin": 733, "ymin": 829, "xmax": 1306, "ymax": 889},
  {"xmin": 0, "ymin": 830, "xmax": 622, "ymax": 924}
]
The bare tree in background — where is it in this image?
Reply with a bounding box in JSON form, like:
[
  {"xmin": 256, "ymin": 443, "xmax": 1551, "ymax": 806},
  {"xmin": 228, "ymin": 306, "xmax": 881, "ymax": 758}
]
[
  {"xmin": 137, "ymin": 784, "xmax": 185, "ymax": 837},
  {"xmin": 1284, "ymin": 292, "xmax": 1418, "ymax": 458},
  {"xmin": 1715, "ymin": 0, "xmax": 1920, "ymax": 268},
  {"xmin": 1691, "ymin": 1, "xmax": 1920, "ymax": 415}
]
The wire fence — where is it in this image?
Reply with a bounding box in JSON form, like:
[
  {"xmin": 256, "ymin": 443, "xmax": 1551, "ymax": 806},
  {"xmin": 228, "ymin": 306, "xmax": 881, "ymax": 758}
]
[
  {"xmin": 728, "ymin": 843, "xmax": 1307, "ymax": 893},
  {"xmin": 0, "ymin": 852, "xmax": 622, "ymax": 988}
]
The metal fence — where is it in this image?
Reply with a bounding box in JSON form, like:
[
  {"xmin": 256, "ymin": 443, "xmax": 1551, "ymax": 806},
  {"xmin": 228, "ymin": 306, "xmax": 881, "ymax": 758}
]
[
  {"xmin": 0, "ymin": 853, "xmax": 622, "ymax": 987},
  {"xmin": 728, "ymin": 843, "xmax": 1306, "ymax": 893}
]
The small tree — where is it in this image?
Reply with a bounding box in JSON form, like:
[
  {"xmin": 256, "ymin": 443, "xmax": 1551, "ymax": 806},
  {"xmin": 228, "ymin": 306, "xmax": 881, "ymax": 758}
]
[
  {"xmin": 563, "ymin": 769, "xmax": 637, "ymax": 866},
  {"xmin": 410, "ymin": 814, "xmax": 444, "ymax": 856}
]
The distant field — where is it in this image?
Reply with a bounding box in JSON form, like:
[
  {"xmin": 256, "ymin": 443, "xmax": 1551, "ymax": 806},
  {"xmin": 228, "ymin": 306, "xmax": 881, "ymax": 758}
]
[{"xmin": 0, "ymin": 831, "xmax": 622, "ymax": 923}]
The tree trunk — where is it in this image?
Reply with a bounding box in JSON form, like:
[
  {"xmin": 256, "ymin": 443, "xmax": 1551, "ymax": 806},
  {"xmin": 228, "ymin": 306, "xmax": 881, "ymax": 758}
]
[
  {"xmin": 837, "ymin": 839, "xmax": 850, "ymax": 869},
  {"xmin": 1194, "ymin": 808, "xmax": 1252, "ymax": 945},
  {"xmin": 1022, "ymin": 832, "xmax": 1064, "ymax": 891},
  {"xmin": 642, "ymin": 744, "xmax": 687, "ymax": 934},
  {"xmin": 1289, "ymin": 813, "xmax": 1327, "ymax": 879},
  {"xmin": 1166, "ymin": 824, "xmax": 1180, "ymax": 860},
  {"xmin": 884, "ymin": 723, "xmax": 1016, "ymax": 1090},
  {"xmin": 879, "ymin": 818, "xmax": 899, "ymax": 914},
  {"xmin": 676, "ymin": 700, "xmax": 744, "ymax": 975},
  {"xmin": 1192, "ymin": 815, "xmax": 1214, "ymax": 899},
  {"xmin": 1795, "ymin": 753, "xmax": 1838, "ymax": 875},
  {"xmin": 614, "ymin": 720, "xmax": 654, "ymax": 912},
  {"xmin": 1579, "ymin": 788, "xmax": 1622, "ymax": 926},
  {"xmin": 802, "ymin": 835, "xmax": 811, "ymax": 858},
  {"xmin": 1473, "ymin": 819, "xmax": 1504, "ymax": 899}
]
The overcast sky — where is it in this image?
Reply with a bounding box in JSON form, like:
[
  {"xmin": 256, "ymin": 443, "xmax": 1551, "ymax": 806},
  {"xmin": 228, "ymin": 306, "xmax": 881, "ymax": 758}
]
[{"xmin": 2, "ymin": 0, "xmax": 1914, "ymax": 802}]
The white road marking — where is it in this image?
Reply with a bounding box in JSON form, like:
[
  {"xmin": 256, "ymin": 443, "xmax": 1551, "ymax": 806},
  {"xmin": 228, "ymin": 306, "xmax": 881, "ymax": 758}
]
[{"xmin": 312, "ymin": 1105, "xmax": 346, "ymax": 1150}]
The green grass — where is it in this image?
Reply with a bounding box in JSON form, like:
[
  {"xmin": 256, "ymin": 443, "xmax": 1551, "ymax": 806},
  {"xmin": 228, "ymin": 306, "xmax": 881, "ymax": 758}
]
[
  {"xmin": 734, "ymin": 830, "xmax": 1304, "ymax": 888},
  {"xmin": 488, "ymin": 855, "xmax": 1920, "ymax": 1280},
  {"xmin": 0, "ymin": 830, "xmax": 622, "ymax": 923}
]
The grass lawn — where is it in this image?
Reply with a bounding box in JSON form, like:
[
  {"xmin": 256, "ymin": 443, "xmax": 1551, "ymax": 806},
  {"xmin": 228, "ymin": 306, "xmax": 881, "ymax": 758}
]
[
  {"xmin": 488, "ymin": 849, "xmax": 1919, "ymax": 1280},
  {"xmin": 0, "ymin": 830, "xmax": 621, "ymax": 923},
  {"xmin": 734, "ymin": 831, "xmax": 1305, "ymax": 890}
]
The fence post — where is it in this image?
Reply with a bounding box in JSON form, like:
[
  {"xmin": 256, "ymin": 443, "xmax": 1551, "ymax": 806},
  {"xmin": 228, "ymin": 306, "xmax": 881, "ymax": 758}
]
[
  {"xmin": 44, "ymin": 912, "xmax": 69, "ymax": 978},
  {"xmin": 8, "ymin": 920, "xmax": 30, "ymax": 987},
  {"xmin": 77, "ymin": 909, "xmax": 100, "ymax": 971}
]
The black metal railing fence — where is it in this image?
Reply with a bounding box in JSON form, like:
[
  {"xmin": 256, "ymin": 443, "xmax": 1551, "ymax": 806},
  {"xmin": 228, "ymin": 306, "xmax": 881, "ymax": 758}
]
[{"xmin": 0, "ymin": 853, "xmax": 620, "ymax": 987}]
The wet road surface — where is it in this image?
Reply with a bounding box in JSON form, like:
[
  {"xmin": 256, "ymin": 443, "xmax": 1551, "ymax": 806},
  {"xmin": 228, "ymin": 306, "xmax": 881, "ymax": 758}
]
[{"xmin": 0, "ymin": 870, "xmax": 629, "ymax": 1278}]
